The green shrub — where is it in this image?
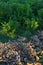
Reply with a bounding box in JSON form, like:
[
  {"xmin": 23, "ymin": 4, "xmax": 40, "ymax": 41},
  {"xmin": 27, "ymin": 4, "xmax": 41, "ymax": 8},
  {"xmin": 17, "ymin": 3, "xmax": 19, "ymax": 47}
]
[
  {"xmin": 25, "ymin": 18, "xmax": 39, "ymax": 32},
  {"xmin": 0, "ymin": 19, "xmax": 20, "ymax": 38},
  {"xmin": 0, "ymin": 0, "xmax": 43, "ymax": 41}
]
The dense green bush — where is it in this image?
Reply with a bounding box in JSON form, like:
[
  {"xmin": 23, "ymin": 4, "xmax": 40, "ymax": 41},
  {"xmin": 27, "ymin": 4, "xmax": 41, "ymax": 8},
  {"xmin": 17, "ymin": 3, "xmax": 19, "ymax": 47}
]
[
  {"xmin": 0, "ymin": 0, "xmax": 43, "ymax": 41},
  {"xmin": 1, "ymin": 18, "xmax": 20, "ymax": 38}
]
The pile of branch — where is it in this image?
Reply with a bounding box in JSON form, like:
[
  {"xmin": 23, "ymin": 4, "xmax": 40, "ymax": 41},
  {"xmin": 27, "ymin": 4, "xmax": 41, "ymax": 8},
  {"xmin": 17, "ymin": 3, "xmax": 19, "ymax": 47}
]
[{"xmin": 0, "ymin": 31, "xmax": 43, "ymax": 65}]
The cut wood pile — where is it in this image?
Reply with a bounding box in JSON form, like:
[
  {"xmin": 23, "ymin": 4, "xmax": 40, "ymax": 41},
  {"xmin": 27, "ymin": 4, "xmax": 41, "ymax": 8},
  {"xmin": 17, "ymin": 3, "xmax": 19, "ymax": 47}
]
[{"xmin": 0, "ymin": 31, "xmax": 43, "ymax": 65}]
